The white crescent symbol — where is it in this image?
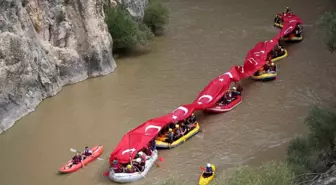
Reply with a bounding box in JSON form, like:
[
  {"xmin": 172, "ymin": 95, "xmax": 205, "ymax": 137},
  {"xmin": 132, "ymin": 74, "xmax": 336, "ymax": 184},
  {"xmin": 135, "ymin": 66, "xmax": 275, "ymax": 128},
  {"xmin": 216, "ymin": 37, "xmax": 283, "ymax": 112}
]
[
  {"xmin": 197, "ymin": 95, "xmax": 213, "ymax": 104},
  {"xmin": 253, "ymin": 50, "xmax": 265, "ymax": 56},
  {"xmin": 145, "ymin": 125, "xmax": 161, "ymax": 133},
  {"xmin": 224, "ymin": 72, "xmax": 233, "ymax": 78},
  {"xmin": 248, "ymin": 58, "xmax": 258, "ymax": 66},
  {"xmin": 238, "ymin": 66, "xmax": 244, "ymax": 73},
  {"xmin": 173, "ymin": 106, "xmax": 188, "ymax": 116},
  {"xmin": 284, "ymin": 27, "xmax": 293, "ymax": 35},
  {"xmin": 122, "ymin": 148, "xmax": 136, "ymax": 155}
]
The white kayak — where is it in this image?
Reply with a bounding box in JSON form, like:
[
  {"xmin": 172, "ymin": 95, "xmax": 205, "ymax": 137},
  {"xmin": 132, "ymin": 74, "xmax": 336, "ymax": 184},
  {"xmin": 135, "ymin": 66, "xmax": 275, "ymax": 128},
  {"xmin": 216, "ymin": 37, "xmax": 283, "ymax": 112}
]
[{"xmin": 108, "ymin": 150, "xmax": 158, "ymax": 183}]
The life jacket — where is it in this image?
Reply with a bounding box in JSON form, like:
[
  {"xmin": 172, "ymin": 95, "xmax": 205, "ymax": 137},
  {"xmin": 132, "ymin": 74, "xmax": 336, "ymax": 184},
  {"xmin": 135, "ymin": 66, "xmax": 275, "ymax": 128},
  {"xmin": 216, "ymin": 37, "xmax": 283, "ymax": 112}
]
[
  {"xmin": 168, "ymin": 132, "xmax": 174, "ymax": 139},
  {"xmin": 72, "ymin": 156, "xmax": 81, "ymax": 163},
  {"xmin": 206, "ymin": 166, "xmax": 213, "ymax": 173},
  {"xmin": 84, "ymin": 149, "xmax": 92, "ymax": 156}
]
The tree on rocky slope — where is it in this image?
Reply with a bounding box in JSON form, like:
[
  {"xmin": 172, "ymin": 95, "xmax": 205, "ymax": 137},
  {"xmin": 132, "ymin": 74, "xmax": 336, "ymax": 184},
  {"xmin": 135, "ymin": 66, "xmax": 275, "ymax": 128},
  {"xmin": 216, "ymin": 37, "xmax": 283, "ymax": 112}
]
[{"xmin": 318, "ymin": 12, "xmax": 336, "ymax": 52}]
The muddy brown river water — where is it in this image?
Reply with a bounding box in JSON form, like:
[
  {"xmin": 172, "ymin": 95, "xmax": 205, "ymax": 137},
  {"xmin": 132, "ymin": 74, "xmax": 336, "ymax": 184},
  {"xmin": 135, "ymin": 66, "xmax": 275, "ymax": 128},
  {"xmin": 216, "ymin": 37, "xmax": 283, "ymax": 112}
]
[{"xmin": 1, "ymin": 0, "xmax": 336, "ymax": 184}]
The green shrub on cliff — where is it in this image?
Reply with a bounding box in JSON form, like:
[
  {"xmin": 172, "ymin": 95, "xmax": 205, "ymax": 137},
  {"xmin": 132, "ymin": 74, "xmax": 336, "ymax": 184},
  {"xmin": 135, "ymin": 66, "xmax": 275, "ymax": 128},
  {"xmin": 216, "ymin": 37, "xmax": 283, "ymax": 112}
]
[
  {"xmin": 104, "ymin": 7, "xmax": 153, "ymax": 52},
  {"xmin": 318, "ymin": 12, "xmax": 336, "ymax": 52},
  {"xmin": 144, "ymin": 0, "xmax": 169, "ymax": 35},
  {"xmin": 287, "ymin": 107, "xmax": 336, "ymax": 182}
]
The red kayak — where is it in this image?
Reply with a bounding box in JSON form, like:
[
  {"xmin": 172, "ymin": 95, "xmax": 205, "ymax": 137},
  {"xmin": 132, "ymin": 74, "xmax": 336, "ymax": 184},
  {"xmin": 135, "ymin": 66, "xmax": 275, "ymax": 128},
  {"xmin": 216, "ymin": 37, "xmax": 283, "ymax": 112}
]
[
  {"xmin": 206, "ymin": 95, "xmax": 242, "ymax": 113},
  {"xmin": 59, "ymin": 145, "xmax": 103, "ymax": 173}
]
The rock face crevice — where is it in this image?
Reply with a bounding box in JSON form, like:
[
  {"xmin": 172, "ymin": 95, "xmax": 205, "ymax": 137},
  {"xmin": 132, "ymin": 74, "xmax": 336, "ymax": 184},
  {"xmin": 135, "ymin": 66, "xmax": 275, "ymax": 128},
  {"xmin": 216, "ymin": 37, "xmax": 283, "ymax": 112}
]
[{"xmin": 0, "ymin": 0, "xmax": 118, "ymax": 134}]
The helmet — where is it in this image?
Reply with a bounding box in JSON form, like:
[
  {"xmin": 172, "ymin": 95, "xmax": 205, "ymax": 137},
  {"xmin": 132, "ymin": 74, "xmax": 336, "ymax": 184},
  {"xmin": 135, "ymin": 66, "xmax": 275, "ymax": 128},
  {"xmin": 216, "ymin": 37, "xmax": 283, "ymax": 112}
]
[
  {"xmin": 175, "ymin": 124, "xmax": 179, "ymax": 128},
  {"xmin": 127, "ymin": 164, "xmax": 132, "ymax": 169},
  {"xmin": 206, "ymin": 163, "xmax": 211, "ymax": 167},
  {"xmin": 85, "ymin": 146, "xmax": 88, "ymax": 149},
  {"xmin": 135, "ymin": 158, "xmax": 141, "ymax": 163},
  {"xmin": 232, "ymin": 87, "xmax": 237, "ymax": 91},
  {"xmin": 169, "ymin": 128, "xmax": 173, "ymax": 132},
  {"xmin": 271, "ymin": 63, "xmax": 275, "ymax": 66},
  {"xmin": 113, "ymin": 159, "xmax": 118, "ymax": 164},
  {"xmin": 138, "ymin": 151, "xmax": 144, "ymax": 156}
]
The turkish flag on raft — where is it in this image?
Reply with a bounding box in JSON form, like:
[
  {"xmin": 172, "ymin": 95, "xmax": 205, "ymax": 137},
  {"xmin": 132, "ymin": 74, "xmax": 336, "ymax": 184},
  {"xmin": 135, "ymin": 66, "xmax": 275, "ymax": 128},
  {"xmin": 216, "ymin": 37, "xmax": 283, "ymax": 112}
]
[
  {"xmin": 235, "ymin": 37, "xmax": 279, "ymax": 79},
  {"xmin": 277, "ymin": 14, "xmax": 303, "ymax": 38},
  {"xmin": 190, "ymin": 70, "xmax": 239, "ymax": 109},
  {"xmin": 109, "ymin": 118, "xmax": 168, "ymax": 164},
  {"xmin": 109, "ymin": 104, "xmax": 195, "ymax": 164}
]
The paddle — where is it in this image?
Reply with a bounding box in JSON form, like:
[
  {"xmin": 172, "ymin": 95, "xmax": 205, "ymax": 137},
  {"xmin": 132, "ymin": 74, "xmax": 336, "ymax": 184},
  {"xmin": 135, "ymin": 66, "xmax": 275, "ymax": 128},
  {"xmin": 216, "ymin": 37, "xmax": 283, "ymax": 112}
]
[
  {"xmin": 69, "ymin": 148, "xmax": 104, "ymax": 161},
  {"xmin": 200, "ymin": 166, "xmax": 206, "ymax": 172}
]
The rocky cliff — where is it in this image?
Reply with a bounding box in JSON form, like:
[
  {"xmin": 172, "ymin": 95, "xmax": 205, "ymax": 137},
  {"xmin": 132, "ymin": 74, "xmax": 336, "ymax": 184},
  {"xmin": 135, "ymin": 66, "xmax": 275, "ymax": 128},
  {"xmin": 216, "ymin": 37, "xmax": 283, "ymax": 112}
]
[{"xmin": 0, "ymin": 0, "xmax": 147, "ymax": 134}]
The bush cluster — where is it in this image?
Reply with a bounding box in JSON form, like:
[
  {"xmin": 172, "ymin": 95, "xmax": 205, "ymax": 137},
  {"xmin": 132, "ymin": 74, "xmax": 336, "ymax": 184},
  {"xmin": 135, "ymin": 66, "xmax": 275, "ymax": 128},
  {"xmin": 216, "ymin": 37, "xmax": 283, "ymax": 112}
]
[{"xmin": 104, "ymin": 0, "xmax": 169, "ymax": 53}]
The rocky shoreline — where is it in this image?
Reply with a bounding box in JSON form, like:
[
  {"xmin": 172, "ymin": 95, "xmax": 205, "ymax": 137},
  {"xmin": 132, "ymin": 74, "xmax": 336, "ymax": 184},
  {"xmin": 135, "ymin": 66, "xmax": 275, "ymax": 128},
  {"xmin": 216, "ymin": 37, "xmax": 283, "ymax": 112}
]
[{"xmin": 0, "ymin": 0, "xmax": 147, "ymax": 134}]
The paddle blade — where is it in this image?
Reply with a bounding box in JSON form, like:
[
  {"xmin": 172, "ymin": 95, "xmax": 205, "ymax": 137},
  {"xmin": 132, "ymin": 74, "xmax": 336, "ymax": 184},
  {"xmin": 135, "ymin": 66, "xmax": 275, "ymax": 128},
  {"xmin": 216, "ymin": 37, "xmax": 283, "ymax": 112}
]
[
  {"xmin": 158, "ymin": 156, "xmax": 164, "ymax": 162},
  {"xmin": 103, "ymin": 171, "xmax": 109, "ymax": 177},
  {"xmin": 200, "ymin": 166, "xmax": 206, "ymax": 172},
  {"xmin": 70, "ymin": 148, "xmax": 78, "ymax": 153},
  {"xmin": 97, "ymin": 158, "xmax": 105, "ymax": 160}
]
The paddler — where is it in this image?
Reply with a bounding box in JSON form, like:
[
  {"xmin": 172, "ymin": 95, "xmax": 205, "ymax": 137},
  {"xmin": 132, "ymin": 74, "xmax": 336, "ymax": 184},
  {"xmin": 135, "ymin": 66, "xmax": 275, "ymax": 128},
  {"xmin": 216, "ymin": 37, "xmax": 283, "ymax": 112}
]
[
  {"xmin": 174, "ymin": 124, "xmax": 186, "ymax": 139},
  {"xmin": 203, "ymin": 163, "xmax": 213, "ymax": 177},
  {"xmin": 82, "ymin": 146, "xmax": 92, "ymax": 159},
  {"xmin": 231, "ymin": 86, "xmax": 241, "ymax": 99},
  {"xmin": 132, "ymin": 158, "xmax": 143, "ymax": 172},
  {"xmin": 70, "ymin": 152, "xmax": 84, "ymax": 168}
]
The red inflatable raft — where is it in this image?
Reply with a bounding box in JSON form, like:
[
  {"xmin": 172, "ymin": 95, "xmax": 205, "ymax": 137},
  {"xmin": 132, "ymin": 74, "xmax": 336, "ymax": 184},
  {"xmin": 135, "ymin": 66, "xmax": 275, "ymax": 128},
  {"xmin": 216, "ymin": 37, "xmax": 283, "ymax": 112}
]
[
  {"xmin": 59, "ymin": 145, "xmax": 104, "ymax": 173},
  {"xmin": 206, "ymin": 95, "xmax": 242, "ymax": 113}
]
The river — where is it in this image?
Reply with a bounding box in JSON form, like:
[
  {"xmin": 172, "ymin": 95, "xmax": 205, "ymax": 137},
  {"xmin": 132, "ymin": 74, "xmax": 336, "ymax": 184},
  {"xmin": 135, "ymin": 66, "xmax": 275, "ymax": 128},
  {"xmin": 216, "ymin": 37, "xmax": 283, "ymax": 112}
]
[{"xmin": 1, "ymin": 0, "xmax": 335, "ymax": 184}]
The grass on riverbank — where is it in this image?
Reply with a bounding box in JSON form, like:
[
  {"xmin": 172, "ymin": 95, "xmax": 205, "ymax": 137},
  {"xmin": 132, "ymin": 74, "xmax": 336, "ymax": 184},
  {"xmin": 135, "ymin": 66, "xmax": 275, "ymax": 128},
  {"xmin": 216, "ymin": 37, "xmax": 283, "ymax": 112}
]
[
  {"xmin": 318, "ymin": 12, "xmax": 336, "ymax": 52},
  {"xmin": 104, "ymin": 0, "xmax": 169, "ymax": 54}
]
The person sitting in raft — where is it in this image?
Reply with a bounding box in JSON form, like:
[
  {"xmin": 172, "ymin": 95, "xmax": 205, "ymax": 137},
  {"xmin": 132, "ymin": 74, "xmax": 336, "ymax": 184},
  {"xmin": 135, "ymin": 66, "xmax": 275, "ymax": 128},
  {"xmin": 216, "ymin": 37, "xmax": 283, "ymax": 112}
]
[
  {"xmin": 271, "ymin": 44, "xmax": 285, "ymax": 58},
  {"xmin": 186, "ymin": 114, "xmax": 197, "ymax": 131},
  {"xmin": 82, "ymin": 146, "xmax": 92, "ymax": 159},
  {"xmin": 174, "ymin": 124, "xmax": 186, "ymax": 140},
  {"xmin": 126, "ymin": 164, "xmax": 135, "ymax": 173},
  {"xmin": 111, "ymin": 158, "xmax": 122, "ymax": 173},
  {"xmin": 203, "ymin": 163, "xmax": 213, "ymax": 178},
  {"xmin": 70, "ymin": 152, "xmax": 84, "ymax": 168},
  {"xmin": 166, "ymin": 128, "xmax": 174, "ymax": 145},
  {"xmin": 283, "ymin": 7, "xmax": 293, "ymax": 15},
  {"xmin": 132, "ymin": 158, "xmax": 143, "ymax": 172},
  {"xmin": 137, "ymin": 151, "xmax": 147, "ymax": 169}
]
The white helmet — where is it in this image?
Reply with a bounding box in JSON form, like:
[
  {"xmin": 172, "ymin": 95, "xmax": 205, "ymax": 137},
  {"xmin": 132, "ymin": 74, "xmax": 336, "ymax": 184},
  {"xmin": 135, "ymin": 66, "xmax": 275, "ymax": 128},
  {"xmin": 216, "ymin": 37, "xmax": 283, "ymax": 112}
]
[
  {"xmin": 136, "ymin": 158, "xmax": 141, "ymax": 163},
  {"xmin": 206, "ymin": 163, "xmax": 211, "ymax": 167},
  {"xmin": 138, "ymin": 151, "xmax": 144, "ymax": 156},
  {"xmin": 232, "ymin": 87, "xmax": 237, "ymax": 91}
]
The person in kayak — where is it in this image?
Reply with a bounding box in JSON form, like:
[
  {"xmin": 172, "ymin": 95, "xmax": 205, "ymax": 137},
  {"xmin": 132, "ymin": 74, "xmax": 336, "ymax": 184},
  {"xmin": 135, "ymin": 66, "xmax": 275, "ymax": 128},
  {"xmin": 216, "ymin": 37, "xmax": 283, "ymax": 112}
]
[
  {"xmin": 111, "ymin": 159, "xmax": 122, "ymax": 173},
  {"xmin": 203, "ymin": 163, "xmax": 213, "ymax": 178},
  {"xmin": 82, "ymin": 146, "xmax": 92, "ymax": 159},
  {"xmin": 70, "ymin": 152, "xmax": 84, "ymax": 168}
]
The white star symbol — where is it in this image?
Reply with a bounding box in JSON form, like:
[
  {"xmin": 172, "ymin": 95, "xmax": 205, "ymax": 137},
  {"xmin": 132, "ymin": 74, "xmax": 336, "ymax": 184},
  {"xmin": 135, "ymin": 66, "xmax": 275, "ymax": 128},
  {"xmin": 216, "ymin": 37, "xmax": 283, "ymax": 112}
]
[
  {"xmin": 197, "ymin": 102, "xmax": 202, "ymax": 105},
  {"xmin": 172, "ymin": 115, "xmax": 177, "ymax": 119},
  {"xmin": 219, "ymin": 78, "xmax": 224, "ymax": 82}
]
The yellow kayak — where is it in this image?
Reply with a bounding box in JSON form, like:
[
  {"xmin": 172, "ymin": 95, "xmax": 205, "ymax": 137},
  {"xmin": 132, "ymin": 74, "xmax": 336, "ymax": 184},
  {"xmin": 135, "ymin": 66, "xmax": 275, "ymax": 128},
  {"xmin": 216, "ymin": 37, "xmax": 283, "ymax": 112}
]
[
  {"xmin": 271, "ymin": 49, "xmax": 288, "ymax": 62},
  {"xmin": 156, "ymin": 122, "xmax": 200, "ymax": 149},
  {"xmin": 198, "ymin": 164, "xmax": 216, "ymax": 185}
]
